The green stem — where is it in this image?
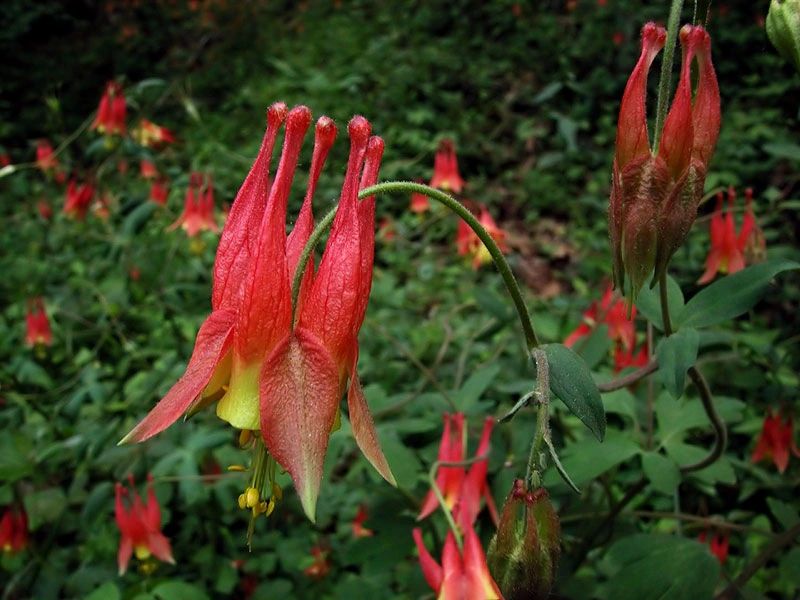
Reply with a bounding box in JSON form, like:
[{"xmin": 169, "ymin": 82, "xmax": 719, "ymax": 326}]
[
  {"xmin": 290, "ymin": 181, "xmax": 540, "ymax": 352},
  {"xmin": 524, "ymin": 348, "xmax": 550, "ymax": 489},
  {"xmin": 652, "ymin": 0, "xmax": 685, "ymax": 152}
]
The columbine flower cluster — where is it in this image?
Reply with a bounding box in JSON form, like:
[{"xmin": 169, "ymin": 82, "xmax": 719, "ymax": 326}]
[{"xmin": 122, "ymin": 104, "xmax": 394, "ymax": 523}]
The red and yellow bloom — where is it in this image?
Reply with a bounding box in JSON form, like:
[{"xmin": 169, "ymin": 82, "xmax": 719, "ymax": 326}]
[
  {"xmin": 134, "ymin": 119, "xmax": 176, "ymax": 147},
  {"xmin": 430, "ymin": 139, "xmax": 466, "ymax": 193},
  {"xmin": 0, "ymin": 507, "xmax": 28, "ymax": 554},
  {"xmin": 25, "ymin": 298, "xmax": 52, "ymax": 347},
  {"xmin": 92, "ymin": 81, "xmax": 127, "ymax": 136},
  {"xmin": 63, "ymin": 179, "xmax": 95, "ymax": 220},
  {"xmin": 456, "ymin": 206, "xmax": 508, "ymax": 270},
  {"xmin": 168, "ymin": 173, "xmax": 218, "ymax": 237},
  {"xmin": 122, "ymin": 104, "xmax": 394, "ymax": 521}
]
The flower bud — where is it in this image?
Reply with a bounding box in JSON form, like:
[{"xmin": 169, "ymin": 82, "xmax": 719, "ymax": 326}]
[
  {"xmin": 767, "ymin": 0, "xmax": 800, "ymax": 72},
  {"xmin": 487, "ymin": 480, "xmax": 560, "ymax": 600}
]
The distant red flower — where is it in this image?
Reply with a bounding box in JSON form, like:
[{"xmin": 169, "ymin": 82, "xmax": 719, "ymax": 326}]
[
  {"xmin": 565, "ymin": 285, "xmax": 637, "ymax": 352},
  {"xmin": 751, "ymin": 410, "xmax": 799, "ymax": 473},
  {"xmin": 150, "ymin": 178, "xmax": 169, "ymax": 205},
  {"xmin": 0, "ymin": 507, "xmax": 28, "ymax": 554},
  {"xmin": 411, "ymin": 179, "xmax": 430, "ymax": 213},
  {"xmin": 303, "ymin": 545, "xmax": 331, "ymax": 580},
  {"xmin": 63, "ymin": 179, "xmax": 95, "ymax": 220},
  {"xmin": 430, "ymin": 139, "xmax": 465, "ymax": 193},
  {"xmin": 377, "ymin": 216, "xmax": 396, "ymax": 242},
  {"xmin": 413, "ymin": 525, "xmax": 502, "ymax": 599},
  {"xmin": 418, "ymin": 414, "xmax": 499, "ymax": 528},
  {"xmin": 92, "ymin": 81, "xmax": 127, "ymax": 136},
  {"xmin": 352, "ymin": 505, "xmax": 374, "ymax": 538},
  {"xmin": 613, "ymin": 341, "xmax": 648, "ymax": 372},
  {"xmin": 134, "ymin": 119, "xmax": 176, "ymax": 147},
  {"xmin": 168, "ymin": 173, "xmax": 219, "ymax": 236},
  {"xmin": 456, "ymin": 205, "xmax": 508, "ymax": 269},
  {"xmin": 117, "ymin": 159, "xmax": 129, "ymax": 175},
  {"xmin": 612, "ymin": 31, "xmax": 625, "ymax": 46},
  {"xmin": 0, "ymin": 153, "xmax": 10, "ymax": 167},
  {"xmin": 698, "ymin": 187, "xmax": 759, "ymax": 284},
  {"xmin": 93, "ymin": 192, "xmax": 111, "ymax": 220},
  {"xmin": 699, "ymin": 530, "xmax": 729, "ymax": 564},
  {"xmin": 129, "ymin": 266, "xmax": 141, "ymax": 281},
  {"xmin": 37, "ymin": 199, "xmax": 53, "ymax": 220},
  {"xmin": 35, "ymin": 140, "xmax": 58, "ymax": 172},
  {"xmin": 115, "ymin": 474, "xmax": 175, "ymax": 575},
  {"xmin": 25, "ymin": 298, "xmax": 52, "ymax": 347},
  {"xmin": 140, "ymin": 159, "xmax": 159, "ymax": 179}
]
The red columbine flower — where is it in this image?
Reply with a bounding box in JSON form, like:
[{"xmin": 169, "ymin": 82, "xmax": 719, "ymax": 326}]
[
  {"xmin": 751, "ymin": 410, "xmax": 799, "ymax": 473},
  {"xmin": 168, "ymin": 173, "xmax": 219, "ymax": 237},
  {"xmin": 564, "ymin": 285, "xmax": 637, "ymax": 351},
  {"xmin": 140, "ymin": 159, "xmax": 159, "ymax": 180},
  {"xmin": 430, "ymin": 139, "xmax": 465, "ymax": 193},
  {"xmin": 121, "ymin": 104, "xmax": 394, "ymax": 522},
  {"xmin": 352, "ymin": 505, "xmax": 374, "ymax": 538},
  {"xmin": 63, "ymin": 179, "xmax": 95, "ymax": 220},
  {"xmin": 698, "ymin": 530, "xmax": 730, "ymax": 564},
  {"xmin": 697, "ymin": 187, "xmax": 761, "ymax": 284},
  {"xmin": 25, "ymin": 298, "xmax": 52, "ymax": 347},
  {"xmin": 413, "ymin": 526, "xmax": 503, "ymax": 599},
  {"xmin": 419, "ymin": 414, "xmax": 499, "ymax": 528},
  {"xmin": 613, "ymin": 341, "xmax": 648, "ymax": 372},
  {"xmin": 456, "ymin": 206, "xmax": 509, "ymax": 270},
  {"xmin": 35, "ymin": 140, "xmax": 65, "ymax": 183},
  {"xmin": 610, "ymin": 23, "xmax": 720, "ymax": 302},
  {"xmin": 303, "ymin": 545, "xmax": 331, "ymax": 580},
  {"xmin": 92, "ymin": 81, "xmax": 127, "ymax": 136},
  {"xmin": 0, "ymin": 507, "xmax": 29, "ymax": 554},
  {"xmin": 134, "ymin": 119, "xmax": 176, "ymax": 147},
  {"xmin": 115, "ymin": 475, "xmax": 175, "ymax": 575},
  {"xmin": 149, "ymin": 178, "xmax": 169, "ymax": 205}
]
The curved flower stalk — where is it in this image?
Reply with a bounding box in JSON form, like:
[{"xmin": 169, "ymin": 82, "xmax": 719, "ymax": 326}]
[{"xmin": 122, "ymin": 104, "xmax": 394, "ymax": 522}]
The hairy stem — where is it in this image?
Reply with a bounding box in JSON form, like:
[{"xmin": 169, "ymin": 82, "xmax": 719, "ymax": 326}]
[{"xmin": 652, "ymin": 0, "xmax": 686, "ymax": 151}]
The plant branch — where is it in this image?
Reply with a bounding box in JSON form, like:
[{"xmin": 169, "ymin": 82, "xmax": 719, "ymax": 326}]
[
  {"xmin": 598, "ymin": 360, "xmax": 659, "ymax": 392},
  {"xmin": 652, "ymin": 0, "xmax": 686, "ymax": 151}
]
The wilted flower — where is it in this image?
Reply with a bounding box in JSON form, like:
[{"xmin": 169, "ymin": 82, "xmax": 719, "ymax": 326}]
[
  {"xmin": 25, "ymin": 298, "xmax": 52, "ymax": 347},
  {"xmin": 168, "ymin": 173, "xmax": 218, "ymax": 237},
  {"xmin": 150, "ymin": 178, "xmax": 169, "ymax": 205},
  {"xmin": 0, "ymin": 507, "xmax": 28, "ymax": 554},
  {"xmin": 134, "ymin": 119, "xmax": 176, "ymax": 147},
  {"xmin": 92, "ymin": 81, "xmax": 127, "ymax": 136},
  {"xmin": 698, "ymin": 187, "xmax": 762, "ymax": 284},
  {"xmin": 121, "ymin": 104, "xmax": 394, "ymax": 522},
  {"xmin": 352, "ymin": 505, "xmax": 374, "ymax": 538},
  {"xmin": 609, "ymin": 23, "xmax": 720, "ymax": 302},
  {"xmin": 63, "ymin": 179, "xmax": 95, "ymax": 220},
  {"xmin": 140, "ymin": 159, "xmax": 159, "ymax": 180},
  {"xmin": 456, "ymin": 206, "xmax": 508, "ymax": 269},
  {"xmin": 413, "ymin": 525, "xmax": 503, "ymax": 599},
  {"xmin": 115, "ymin": 475, "xmax": 175, "ymax": 575},
  {"xmin": 430, "ymin": 139, "xmax": 465, "ymax": 193},
  {"xmin": 698, "ymin": 530, "xmax": 730, "ymax": 564},
  {"xmin": 751, "ymin": 410, "xmax": 799, "ymax": 473},
  {"xmin": 486, "ymin": 480, "xmax": 560, "ymax": 600}
]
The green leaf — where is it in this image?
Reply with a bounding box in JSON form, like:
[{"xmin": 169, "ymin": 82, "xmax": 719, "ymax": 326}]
[
  {"xmin": 85, "ymin": 583, "xmax": 120, "ymax": 600},
  {"xmin": 641, "ymin": 452, "xmax": 680, "ymax": 495},
  {"xmin": 605, "ymin": 534, "xmax": 720, "ymax": 600},
  {"xmin": 764, "ymin": 141, "xmax": 800, "ymax": 161},
  {"xmin": 677, "ymin": 259, "xmax": 800, "ymax": 328},
  {"xmin": 454, "ymin": 364, "xmax": 500, "ymax": 412},
  {"xmin": 23, "ymin": 488, "xmax": 67, "ymax": 530},
  {"xmin": 575, "ymin": 323, "xmax": 610, "ymax": 370},
  {"xmin": 636, "ymin": 274, "xmax": 684, "ymax": 331},
  {"xmin": 767, "ymin": 498, "xmax": 800, "ymax": 530},
  {"xmin": 152, "ymin": 582, "xmax": 210, "ymax": 600},
  {"xmin": 543, "ymin": 432, "xmax": 639, "ymax": 487},
  {"xmin": 543, "ymin": 343, "xmax": 605, "ymax": 441},
  {"xmin": 656, "ymin": 328, "xmax": 699, "ymax": 399},
  {"xmin": 0, "ymin": 433, "xmax": 34, "ymax": 482}
]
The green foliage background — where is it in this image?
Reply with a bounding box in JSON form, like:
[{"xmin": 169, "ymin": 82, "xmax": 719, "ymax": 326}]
[{"xmin": 1, "ymin": 1, "xmax": 799, "ymax": 598}]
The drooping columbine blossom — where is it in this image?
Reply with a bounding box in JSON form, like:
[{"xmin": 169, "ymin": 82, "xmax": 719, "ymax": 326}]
[
  {"xmin": 418, "ymin": 414, "xmax": 498, "ymax": 528},
  {"xmin": 456, "ymin": 206, "xmax": 509, "ymax": 270},
  {"xmin": 613, "ymin": 341, "xmax": 648, "ymax": 372},
  {"xmin": 352, "ymin": 505, "xmax": 374, "ymax": 538},
  {"xmin": 167, "ymin": 173, "xmax": 219, "ymax": 237},
  {"xmin": 149, "ymin": 178, "xmax": 169, "ymax": 205},
  {"xmin": 134, "ymin": 119, "xmax": 176, "ymax": 147},
  {"xmin": 115, "ymin": 475, "xmax": 175, "ymax": 575},
  {"xmin": 751, "ymin": 410, "xmax": 799, "ymax": 473},
  {"xmin": 0, "ymin": 507, "xmax": 28, "ymax": 554},
  {"xmin": 610, "ymin": 23, "xmax": 720, "ymax": 302},
  {"xmin": 92, "ymin": 81, "xmax": 127, "ymax": 136},
  {"xmin": 413, "ymin": 526, "xmax": 503, "ymax": 599},
  {"xmin": 121, "ymin": 105, "xmax": 394, "ymax": 522},
  {"xmin": 430, "ymin": 139, "xmax": 465, "ymax": 193},
  {"xmin": 25, "ymin": 298, "xmax": 52, "ymax": 347},
  {"xmin": 564, "ymin": 285, "xmax": 636, "ymax": 351},
  {"xmin": 697, "ymin": 187, "xmax": 761, "ymax": 284},
  {"xmin": 63, "ymin": 179, "xmax": 95, "ymax": 220},
  {"xmin": 698, "ymin": 530, "xmax": 730, "ymax": 564}
]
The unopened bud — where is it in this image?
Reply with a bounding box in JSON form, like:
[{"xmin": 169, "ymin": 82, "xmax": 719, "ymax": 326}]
[
  {"xmin": 487, "ymin": 480, "xmax": 560, "ymax": 600},
  {"xmin": 767, "ymin": 0, "xmax": 800, "ymax": 72},
  {"xmin": 245, "ymin": 487, "xmax": 260, "ymax": 508}
]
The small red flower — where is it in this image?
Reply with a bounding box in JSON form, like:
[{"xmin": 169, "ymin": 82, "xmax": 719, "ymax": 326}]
[
  {"xmin": 418, "ymin": 414, "xmax": 499, "ymax": 529},
  {"xmin": 377, "ymin": 216, "xmax": 396, "ymax": 242},
  {"xmin": 140, "ymin": 159, "xmax": 159, "ymax": 180},
  {"xmin": 35, "ymin": 140, "xmax": 58, "ymax": 172},
  {"xmin": 456, "ymin": 206, "xmax": 508, "ymax": 269},
  {"xmin": 115, "ymin": 474, "xmax": 175, "ymax": 575},
  {"xmin": 698, "ymin": 530, "xmax": 730, "ymax": 564},
  {"xmin": 413, "ymin": 525, "xmax": 503, "ymax": 599},
  {"xmin": 0, "ymin": 507, "xmax": 29, "ymax": 554},
  {"xmin": 134, "ymin": 119, "xmax": 176, "ymax": 147},
  {"xmin": 564, "ymin": 285, "xmax": 636, "ymax": 352},
  {"xmin": 150, "ymin": 178, "xmax": 169, "ymax": 205},
  {"xmin": 613, "ymin": 341, "xmax": 648, "ymax": 372},
  {"xmin": 751, "ymin": 410, "xmax": 799, "ymax": 473},
  {"xmin": 430, "ymin": 139, "xmax": 465, "ymax": 193},
  {"xmin": 25, "ymin": 298, "xmax": 52, "ymax": 347},
  {"xmin": 0, "ymin": 153, "xmax": 11, "ymax": 167},
  {"xmin": 698, "ymin": 187, "xmax": 761, "ymax": 284},
  {"xmin": 168, "ymin": 173, "xmax": 219, "ymax": 237},
  {"xmin": 303, "ymin": 545, "xmax": 331, "ymax": 580},
  {"xmin": 37, "ymin": 199, "xmax": 53, "ymax": 220},
  {"xmin": 92, "ymin": 81, "xmax": 127, "ymax": 136},
  {"xmin": 63, "ymin": 179, "xmax": 95, "ymax": 220},
  {"xmin": 352, "ymin": 505, "xmax": 374, "ymax": 538}
]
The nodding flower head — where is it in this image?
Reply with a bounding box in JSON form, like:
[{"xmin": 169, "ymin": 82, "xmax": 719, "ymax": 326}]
[{"xmin": 91, "ymin": 81, "xmax": 127, "ymax": 136}]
